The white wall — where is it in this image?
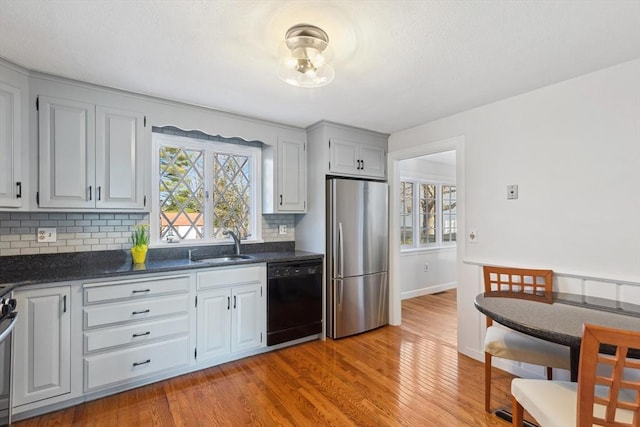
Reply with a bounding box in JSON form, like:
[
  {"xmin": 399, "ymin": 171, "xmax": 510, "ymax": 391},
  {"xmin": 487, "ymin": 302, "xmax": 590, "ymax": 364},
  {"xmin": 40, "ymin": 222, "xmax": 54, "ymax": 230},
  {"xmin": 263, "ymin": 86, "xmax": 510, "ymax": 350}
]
[
  {"xmin": 399, "ymin": 157, "xmax": 457, "ymax": 298},
  {"xmin": 388, "ymin": 59, "xmax": 640, "ymax": 377}
]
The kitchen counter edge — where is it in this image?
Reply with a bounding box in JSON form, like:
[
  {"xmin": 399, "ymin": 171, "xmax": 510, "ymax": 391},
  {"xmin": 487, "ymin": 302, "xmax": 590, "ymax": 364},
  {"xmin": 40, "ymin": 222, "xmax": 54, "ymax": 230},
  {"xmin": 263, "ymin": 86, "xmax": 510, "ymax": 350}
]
[{"xmin": 1, "ymin": 251, "xmax": 323, "ymax": 291}]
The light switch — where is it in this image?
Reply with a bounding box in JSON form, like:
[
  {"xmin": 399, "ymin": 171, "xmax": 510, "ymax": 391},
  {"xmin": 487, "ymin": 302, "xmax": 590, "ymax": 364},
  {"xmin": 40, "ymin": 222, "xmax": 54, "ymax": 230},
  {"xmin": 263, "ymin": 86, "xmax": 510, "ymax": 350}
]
[{"xmin": 507, "ymin": 185, "xmax": 518, "ymax": 200}]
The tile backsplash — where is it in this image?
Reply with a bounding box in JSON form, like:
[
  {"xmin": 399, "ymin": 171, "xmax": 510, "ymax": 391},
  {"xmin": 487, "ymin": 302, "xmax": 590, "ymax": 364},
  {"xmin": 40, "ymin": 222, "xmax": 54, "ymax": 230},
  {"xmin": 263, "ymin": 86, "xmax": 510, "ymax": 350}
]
[{"xmin": 0, "ymin": 212, "xmax": 295, "ymax": 256}]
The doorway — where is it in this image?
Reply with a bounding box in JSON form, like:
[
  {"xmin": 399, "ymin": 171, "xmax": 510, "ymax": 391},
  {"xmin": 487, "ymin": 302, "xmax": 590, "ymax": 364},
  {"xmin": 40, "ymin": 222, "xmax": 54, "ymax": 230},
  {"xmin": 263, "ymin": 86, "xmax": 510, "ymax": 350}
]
[
  {"xmin": 387, "ymin": 135, "xmax": 465, "ymax": 330},
  {"xmin": 398, "ymin": 150, "xmax": 457, "ymax": 301}
]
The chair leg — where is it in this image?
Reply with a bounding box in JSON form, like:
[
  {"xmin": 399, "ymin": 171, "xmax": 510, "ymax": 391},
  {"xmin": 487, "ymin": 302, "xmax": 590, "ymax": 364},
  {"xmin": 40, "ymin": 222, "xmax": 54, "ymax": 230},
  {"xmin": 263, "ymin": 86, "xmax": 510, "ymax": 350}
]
[
  {"xmin": 546, "ymin": 366, "xmax": 552, "ymax": 380},
  {"xmin": 512, "ymin": 396, "xmax": 524, "ymax": 426},
  {"xmin": 484, "ymin": 352, "xmax": 492, "ymax": 412}
]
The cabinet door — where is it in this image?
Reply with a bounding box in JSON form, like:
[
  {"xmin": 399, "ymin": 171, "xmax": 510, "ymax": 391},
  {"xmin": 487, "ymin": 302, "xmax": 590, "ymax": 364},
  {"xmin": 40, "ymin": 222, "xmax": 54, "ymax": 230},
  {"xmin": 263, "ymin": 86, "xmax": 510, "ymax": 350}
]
[
  {"xmin": 38, "ymin": 96, "xmax": 95, "ymax": 208},
  {"xmin": 360, "ymin": 145, "xmax": 386, "ymax": 178},
  {"xmin": 277, "ymin": 138, "xmax": 306, "ymax": 212},
  {"xmin": 0, "ymin": 82, "xmax": 22, "ymax": 208},
  {"xmin": 95, "ymin": 106, "xmax": 146, "ymax": 209},
  {"xmin": 13, "ymin": 286, "xmax": 71, "ymax": 407},
  {"xmin": 196, "ymin": 288, "xmax": 231, "ymax": 362},
  {"xmin": 231, "ymin": 284, "xmax": 264, "ymax": 353},
  {"xmin": 329, "ymin": 138, "xmax": 359, "ymax": 175}
]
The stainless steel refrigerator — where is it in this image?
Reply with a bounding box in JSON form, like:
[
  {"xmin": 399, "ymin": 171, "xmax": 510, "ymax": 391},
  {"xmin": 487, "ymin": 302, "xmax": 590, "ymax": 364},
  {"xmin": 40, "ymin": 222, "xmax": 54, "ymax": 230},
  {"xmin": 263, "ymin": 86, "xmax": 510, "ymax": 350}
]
[{"xmin": 326, "ymin": 178, "xmax": 389, "ymax": 339}]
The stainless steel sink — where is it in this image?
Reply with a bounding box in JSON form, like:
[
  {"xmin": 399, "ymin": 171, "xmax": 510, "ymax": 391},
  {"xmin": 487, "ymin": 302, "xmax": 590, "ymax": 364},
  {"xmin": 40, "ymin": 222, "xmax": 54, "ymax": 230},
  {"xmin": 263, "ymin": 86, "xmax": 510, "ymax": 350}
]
[{"xmin": 193, "ymin": 254, "xmax": 254, "ymax": 264}]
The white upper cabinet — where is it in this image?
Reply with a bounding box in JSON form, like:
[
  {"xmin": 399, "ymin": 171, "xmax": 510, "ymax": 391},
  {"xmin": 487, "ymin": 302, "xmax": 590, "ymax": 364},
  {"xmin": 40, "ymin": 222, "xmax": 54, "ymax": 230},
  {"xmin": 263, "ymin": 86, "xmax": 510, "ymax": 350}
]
[
  {"xmin": 0, "ymin": 82, "xmax": 22, "ymax": 208},
  {"xmin": 308, "ymin": 121, "xmax": 388, "ymax": 180},
  {"xmin": 38, "ymin": 96, "xmax": 147, "ymax": 210},
  {"xmin": 95, "ymin": 106, "xmax": 146, "ymax": 209},
  {"xmin": 359, "ymin": 144, "xmax": 386, "ymax": 178},
  {"xmin": 38, "ymin": 96, "xmax": 95, "ymax": 209},
  {"xmin": 329, "ymin": 138, "xmax": 386, "ymax": 179},
  {"xmin": 0, "ymin": 61, "xmax": 28, "ymax": 210},
  {"xmin": 263, "ymin": 134, "xmax": 307, "ymax": 213}
]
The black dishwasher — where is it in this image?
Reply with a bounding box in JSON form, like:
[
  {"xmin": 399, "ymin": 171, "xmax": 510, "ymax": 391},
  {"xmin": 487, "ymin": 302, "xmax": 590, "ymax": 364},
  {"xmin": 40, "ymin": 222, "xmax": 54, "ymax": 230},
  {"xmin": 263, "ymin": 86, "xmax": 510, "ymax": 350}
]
[{"xmin": 267, "ymin": 259, "xmax": 323, "ymax": 346}]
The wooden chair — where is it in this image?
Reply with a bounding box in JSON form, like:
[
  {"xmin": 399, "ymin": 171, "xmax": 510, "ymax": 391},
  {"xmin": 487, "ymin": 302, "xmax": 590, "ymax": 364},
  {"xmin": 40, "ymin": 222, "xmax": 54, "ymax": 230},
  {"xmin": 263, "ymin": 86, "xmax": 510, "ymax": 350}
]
[
  {"xmin": 483, "ymin": 265, "xmax": 571, "ymax": 412},
  {"xmin": 512, "ymin": 323, "xmax": 640, "ymax": 427}
]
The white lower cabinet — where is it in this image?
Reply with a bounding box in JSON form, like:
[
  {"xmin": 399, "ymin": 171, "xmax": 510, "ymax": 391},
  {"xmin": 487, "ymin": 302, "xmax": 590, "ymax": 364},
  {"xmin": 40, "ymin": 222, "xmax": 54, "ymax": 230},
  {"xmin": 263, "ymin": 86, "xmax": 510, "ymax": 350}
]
[
  {"xmin": 84, "ymin": 336, "xmax": 190, "ymax": 391},
  {"xmin": 196, "ymin": 265, "xmax": 265, "ymax": 363},
  {"xmin": 196, "ymin": 288, "xmax": 231, "ymax": 361},
  {"xmin": 13, "ymin": 286, "xmax": 71, "ymax": 407},
  {"xmin": 11, "ymin": 265, "xmax": 270, "ymax": 419},
  {"xmin": 81, "ymin": 275, "xmax": 191, "ymax": 392},
  {"xmin": 231, "ymin": 284, "xmax": 263, "ymax": 353}
]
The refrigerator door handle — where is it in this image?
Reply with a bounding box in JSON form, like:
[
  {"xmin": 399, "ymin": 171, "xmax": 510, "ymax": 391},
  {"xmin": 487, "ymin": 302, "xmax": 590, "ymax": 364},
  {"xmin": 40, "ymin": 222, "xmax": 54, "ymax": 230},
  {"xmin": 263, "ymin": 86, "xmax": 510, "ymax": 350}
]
[
  {"xmin": 338, "ymin": 222, "xmax": 344, "ymax": 278},
  {"xmin": 337, "ymin": 280, "xmax": 344, "ymax": 308}
]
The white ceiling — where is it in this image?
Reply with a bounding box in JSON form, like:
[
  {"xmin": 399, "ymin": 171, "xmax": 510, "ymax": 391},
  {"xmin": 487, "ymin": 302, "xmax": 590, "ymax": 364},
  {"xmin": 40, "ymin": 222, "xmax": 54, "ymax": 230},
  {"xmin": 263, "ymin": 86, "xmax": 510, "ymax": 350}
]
[{"xmin": 1, "ymin": 0, "xmax": 639, "ymax": 134}]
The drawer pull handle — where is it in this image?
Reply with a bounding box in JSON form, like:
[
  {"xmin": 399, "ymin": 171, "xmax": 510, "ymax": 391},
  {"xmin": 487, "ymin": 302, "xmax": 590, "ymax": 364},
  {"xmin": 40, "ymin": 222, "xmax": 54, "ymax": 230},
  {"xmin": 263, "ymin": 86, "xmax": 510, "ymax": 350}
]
[
  {"xmin": 132, "ymin": 309, "xmax": 150, "ymax": 315},
  {"xmin": 132, "ymin": 331, "xmax": 151, "ymax": 338},
  {"xmin": 133, "ymin": 359, "xmax": 151, "ymax": 367},
  {"xmin": 132, "ymin": 289, "xmax": 151, "ymax": 294}
]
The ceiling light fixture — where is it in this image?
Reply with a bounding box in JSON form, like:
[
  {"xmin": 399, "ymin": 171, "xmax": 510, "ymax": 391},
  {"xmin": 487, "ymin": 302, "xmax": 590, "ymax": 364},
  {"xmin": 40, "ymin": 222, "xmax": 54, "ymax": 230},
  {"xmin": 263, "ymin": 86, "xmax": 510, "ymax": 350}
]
[{"xmin": 277, "ymin": 24, "xmax": 335, "ymax": 88}]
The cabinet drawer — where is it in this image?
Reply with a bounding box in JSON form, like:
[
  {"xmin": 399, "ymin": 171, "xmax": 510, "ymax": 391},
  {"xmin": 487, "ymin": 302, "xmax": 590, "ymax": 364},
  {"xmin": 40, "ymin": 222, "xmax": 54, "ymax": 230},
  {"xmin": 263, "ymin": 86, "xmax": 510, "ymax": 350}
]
[
  {"xmin": 83, "ymin": 294, "xmax": 190, "ymax": 329},
  {"xmin": 83, "ymin": 315, "xmax": 189, "ymax": 353},
  {"xmin": 84, "ymin": 275, "xmax": 190, "ymax": 305},
  {"xmin": 84, "ymin": 336, "xmax": 190, "ymax": 392},
  {"xmin": 198, "ymin": 265, "xmax": 263, "ymax": 291}
]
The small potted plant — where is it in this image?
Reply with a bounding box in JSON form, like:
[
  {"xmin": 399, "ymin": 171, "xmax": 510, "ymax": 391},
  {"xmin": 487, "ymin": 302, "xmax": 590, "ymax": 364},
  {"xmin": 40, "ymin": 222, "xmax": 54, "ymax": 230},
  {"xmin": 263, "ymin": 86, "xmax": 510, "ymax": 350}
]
[{"xmin": 130, "ymin": 224, "xmax": 149, "ymax": 264}]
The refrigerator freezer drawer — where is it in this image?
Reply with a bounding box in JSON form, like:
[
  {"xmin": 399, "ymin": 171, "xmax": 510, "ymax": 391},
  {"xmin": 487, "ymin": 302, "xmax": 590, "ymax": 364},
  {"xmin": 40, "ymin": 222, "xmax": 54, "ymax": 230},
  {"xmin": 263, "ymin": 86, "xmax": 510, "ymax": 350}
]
[{"xmin": 329, "ymin": 272, "xmax": 388, "ymax": 339}]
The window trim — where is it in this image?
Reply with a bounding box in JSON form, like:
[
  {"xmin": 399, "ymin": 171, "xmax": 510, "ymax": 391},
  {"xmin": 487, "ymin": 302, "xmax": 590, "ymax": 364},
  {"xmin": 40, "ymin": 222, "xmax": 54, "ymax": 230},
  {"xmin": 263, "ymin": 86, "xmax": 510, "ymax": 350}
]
[
  {"xmin": 400, "ymin": 177, "xmax": 456, "ymax": 252},
  {"xmin": 151, "ymin": 133, "xmax": 262, "ymax": 247}
]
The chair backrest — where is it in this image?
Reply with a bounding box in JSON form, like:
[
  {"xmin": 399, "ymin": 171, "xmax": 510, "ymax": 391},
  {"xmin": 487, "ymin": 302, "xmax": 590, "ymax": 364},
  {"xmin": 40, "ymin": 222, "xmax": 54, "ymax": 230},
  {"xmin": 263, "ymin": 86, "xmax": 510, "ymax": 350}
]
[
  {"xmin": 578, "ymin": 324, "xmax": 640, "ymax": 427},
  {"xmin": 482, "ymin": 266, "xmax": 553, "ymax": 328},
  {"xmin": 482, "ymin": 266, "xmax": 553, "ymax": 302}
]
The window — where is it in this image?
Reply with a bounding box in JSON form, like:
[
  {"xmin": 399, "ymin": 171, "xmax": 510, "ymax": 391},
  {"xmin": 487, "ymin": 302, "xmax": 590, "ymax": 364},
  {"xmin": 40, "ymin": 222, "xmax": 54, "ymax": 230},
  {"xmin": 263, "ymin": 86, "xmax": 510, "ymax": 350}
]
[
  {"xmin": 400, "ymin": 182, "xmax": 413, "ymax": 245},
  {"xmin": 442, "ymin": 185, "xmax": 457, "ymax": 243},
  {"xmin": 400, "ymin": 180, "xmax": 456, "ymax": 250},
  {"xmin": 152, "ymin": 133, "xmax": 261, "ymax": 245}
]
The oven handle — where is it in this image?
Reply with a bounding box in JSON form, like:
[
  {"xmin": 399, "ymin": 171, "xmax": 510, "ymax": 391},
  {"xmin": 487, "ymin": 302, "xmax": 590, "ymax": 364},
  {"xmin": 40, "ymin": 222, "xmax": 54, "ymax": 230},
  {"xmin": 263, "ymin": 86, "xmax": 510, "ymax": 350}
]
[{"xmin": 0, "ymin": 313, "xmax": 18, "ymax": 343}]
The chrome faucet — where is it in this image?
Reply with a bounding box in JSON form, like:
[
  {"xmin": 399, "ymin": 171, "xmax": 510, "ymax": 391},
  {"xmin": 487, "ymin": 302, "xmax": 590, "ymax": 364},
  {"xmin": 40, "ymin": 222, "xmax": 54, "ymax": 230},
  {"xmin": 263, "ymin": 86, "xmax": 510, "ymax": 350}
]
[{"xmin": 223, "ymin": 229, "xmax": 241, "ymax": 255}]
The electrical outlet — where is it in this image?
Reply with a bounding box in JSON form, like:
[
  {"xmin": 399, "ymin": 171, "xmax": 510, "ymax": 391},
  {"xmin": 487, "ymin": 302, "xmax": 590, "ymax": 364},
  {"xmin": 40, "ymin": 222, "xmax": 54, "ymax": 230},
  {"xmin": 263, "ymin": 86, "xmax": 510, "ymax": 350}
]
[
  {"xmin": 37, "ymin": 227, "xmax": 56, "ymax": 243},
  {"xmin": 424, "ymin": 263, "xmax": 429, "ymax": 272},
  {"xmin": 278, "ymin": 225, "xmax": 287, "ymax": 235}
]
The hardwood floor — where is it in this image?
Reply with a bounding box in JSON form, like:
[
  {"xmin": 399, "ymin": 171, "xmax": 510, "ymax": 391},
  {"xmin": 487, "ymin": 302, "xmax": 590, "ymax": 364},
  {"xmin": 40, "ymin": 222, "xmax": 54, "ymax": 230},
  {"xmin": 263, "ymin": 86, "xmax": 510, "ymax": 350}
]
[{"xmin": 15, "ymin": 290, "xmax": 519, "ymax": 426}]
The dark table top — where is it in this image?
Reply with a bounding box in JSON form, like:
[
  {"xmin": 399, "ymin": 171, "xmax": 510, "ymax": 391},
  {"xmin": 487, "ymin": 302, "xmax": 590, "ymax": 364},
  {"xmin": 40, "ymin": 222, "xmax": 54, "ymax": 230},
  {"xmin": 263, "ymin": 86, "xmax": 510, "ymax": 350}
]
[{"xmin": 474, "ymin": 292, "xmax": 640, "ymax": 349}]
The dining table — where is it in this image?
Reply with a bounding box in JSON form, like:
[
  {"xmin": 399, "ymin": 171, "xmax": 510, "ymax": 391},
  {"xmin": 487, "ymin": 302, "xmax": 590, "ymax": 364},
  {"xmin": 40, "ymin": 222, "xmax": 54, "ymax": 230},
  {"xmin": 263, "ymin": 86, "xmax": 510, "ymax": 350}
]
[{"xmin": 474, "ymin": 292, "xmax": 640, "ymax": 382}]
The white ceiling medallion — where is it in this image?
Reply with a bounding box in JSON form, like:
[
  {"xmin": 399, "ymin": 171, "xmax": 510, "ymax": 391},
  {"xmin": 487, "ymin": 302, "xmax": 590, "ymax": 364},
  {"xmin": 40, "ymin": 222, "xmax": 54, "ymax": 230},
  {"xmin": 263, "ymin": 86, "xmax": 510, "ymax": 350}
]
[{"xmin": 277, "ymin": 24, "xmax": 335, "ymax": 88}]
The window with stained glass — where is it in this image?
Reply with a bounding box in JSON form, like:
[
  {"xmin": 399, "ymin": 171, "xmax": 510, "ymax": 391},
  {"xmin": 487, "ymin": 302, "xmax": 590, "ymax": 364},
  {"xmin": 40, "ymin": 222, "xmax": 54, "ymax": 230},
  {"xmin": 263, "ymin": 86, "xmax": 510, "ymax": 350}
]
[{"xmin": 152, "ymin": 133, "xmax": 260, "ymax": 245}]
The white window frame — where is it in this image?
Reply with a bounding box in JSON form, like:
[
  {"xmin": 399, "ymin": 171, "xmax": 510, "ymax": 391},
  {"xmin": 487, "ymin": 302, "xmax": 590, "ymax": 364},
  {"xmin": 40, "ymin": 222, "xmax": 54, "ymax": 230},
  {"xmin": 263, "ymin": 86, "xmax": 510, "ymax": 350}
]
[
  {"xmin": 151, "ymin": 133, "xmax": 262, "ymax": 247},
  {"xmin": 400, "ymin": 177, "xmax": 456, "ymax": 251}
]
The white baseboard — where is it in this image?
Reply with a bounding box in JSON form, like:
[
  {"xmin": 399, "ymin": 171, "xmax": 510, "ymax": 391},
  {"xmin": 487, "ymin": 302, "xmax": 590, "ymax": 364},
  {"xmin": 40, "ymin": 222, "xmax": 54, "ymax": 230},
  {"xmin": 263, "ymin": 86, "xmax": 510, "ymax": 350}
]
[{"xmin": 401, "ymin": 281, "xmax": 457, "ymax": 300}]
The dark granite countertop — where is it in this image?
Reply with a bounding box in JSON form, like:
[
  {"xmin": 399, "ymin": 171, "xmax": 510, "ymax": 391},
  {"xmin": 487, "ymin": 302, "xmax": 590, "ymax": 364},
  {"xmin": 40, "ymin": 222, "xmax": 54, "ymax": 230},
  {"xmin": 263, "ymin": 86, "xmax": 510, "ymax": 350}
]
[
  {"xmin": 0, "ymin": 242, "xmax": 322, "ymax": 292},
  {"xmin": 474, "ymin": 292, "xmax": 640, "ymax": 349}
]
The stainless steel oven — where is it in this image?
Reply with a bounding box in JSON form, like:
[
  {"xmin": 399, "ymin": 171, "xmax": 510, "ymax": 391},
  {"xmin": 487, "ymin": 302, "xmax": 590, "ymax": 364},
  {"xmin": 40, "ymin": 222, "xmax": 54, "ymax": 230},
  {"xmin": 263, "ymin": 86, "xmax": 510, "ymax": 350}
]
[{"xmin": 0, "ymin": 290, "xmax": 17, "ymax": 427}]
